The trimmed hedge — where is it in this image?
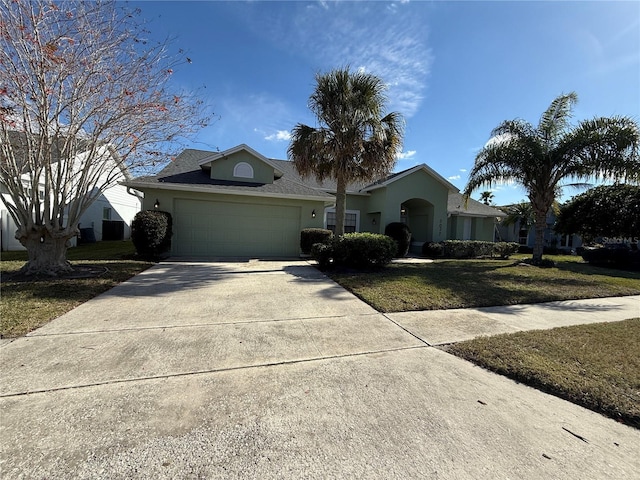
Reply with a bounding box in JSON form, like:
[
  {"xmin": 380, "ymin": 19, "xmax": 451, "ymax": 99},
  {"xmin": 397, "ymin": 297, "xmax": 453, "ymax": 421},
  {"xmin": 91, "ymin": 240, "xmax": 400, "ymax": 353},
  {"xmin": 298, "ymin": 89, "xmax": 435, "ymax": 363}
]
[
  {"xmin": 131, "ymin": 210, "xmax": 173, "ymax": 259},
  {"xmin": 493, "ymin": 242, "xmax": 520, "ymax": 259},
  {"xmin": 422, "ymin": 240, "xmax": 519, "ymax": 259},
  {"xmin": 311, "ymin": 233, "xmax": 397, "ymax": 269},
  {"xmin": 300, "ymin": 228, "xmax": 333, "ymax": 254},
  {"xmin": 384, "ymin": 222, "xmax": 411, "ymax": 257},
  {"xmin": 422, "ymin": 242, "xmax": 444, "ymax": 258},
  {"xmin": 580, "ymin": 246, "xmax": 640, "ymax": 270},
  {"xmin": 443, "ymin": 240, "xmax": 494, "ymax": 258}
]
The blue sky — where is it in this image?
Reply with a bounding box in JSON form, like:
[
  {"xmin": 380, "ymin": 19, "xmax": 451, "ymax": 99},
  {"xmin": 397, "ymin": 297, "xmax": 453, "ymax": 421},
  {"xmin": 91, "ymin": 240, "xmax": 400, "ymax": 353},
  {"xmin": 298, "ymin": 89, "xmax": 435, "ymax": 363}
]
[{"xmin": 132, "ymin": 0, "xmax": 640, "ymax": 205}]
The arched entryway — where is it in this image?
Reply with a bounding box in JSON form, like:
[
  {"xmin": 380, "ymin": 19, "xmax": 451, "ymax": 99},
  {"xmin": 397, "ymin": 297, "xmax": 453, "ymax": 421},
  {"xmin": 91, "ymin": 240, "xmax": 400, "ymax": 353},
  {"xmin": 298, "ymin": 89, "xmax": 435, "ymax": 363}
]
[{"xmin": 400, "ymin": 198, "xmax": 435, "ymax": 243}]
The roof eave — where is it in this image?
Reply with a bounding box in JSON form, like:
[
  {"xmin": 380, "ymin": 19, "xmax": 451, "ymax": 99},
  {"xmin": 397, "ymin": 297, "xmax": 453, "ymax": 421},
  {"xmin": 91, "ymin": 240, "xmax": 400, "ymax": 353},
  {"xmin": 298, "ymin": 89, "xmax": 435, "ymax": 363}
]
[{"xmin": 122, "ymin": 180, "xmax": 334, "ymax": 203}]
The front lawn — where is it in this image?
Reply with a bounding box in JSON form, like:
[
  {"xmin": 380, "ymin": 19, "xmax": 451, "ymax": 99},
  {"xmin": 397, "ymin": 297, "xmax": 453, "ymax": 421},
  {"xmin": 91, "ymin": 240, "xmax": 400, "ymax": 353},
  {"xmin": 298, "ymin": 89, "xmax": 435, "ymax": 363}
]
[
  {"xmin": 447, "ymin": 319, "xmax": 640, "ymax": 428},
  {"xmin": 328, "ymin": 255, "xmax": 640, "ymax": 312},
  {"xmin": 0, "ymin": 241, "xmax": 153, "ymax": 338}
]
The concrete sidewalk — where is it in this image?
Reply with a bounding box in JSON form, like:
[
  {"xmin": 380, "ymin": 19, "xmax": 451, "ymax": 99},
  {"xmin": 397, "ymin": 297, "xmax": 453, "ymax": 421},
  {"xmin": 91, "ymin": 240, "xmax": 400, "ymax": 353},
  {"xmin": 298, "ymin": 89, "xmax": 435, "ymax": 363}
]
[
  {"xmin": 388, "ymin": 295, "xmax": 640, "ymax": 345},
  {"xmin": 0, "ymin": 260, "xmax": 638, "ymax": 479}
]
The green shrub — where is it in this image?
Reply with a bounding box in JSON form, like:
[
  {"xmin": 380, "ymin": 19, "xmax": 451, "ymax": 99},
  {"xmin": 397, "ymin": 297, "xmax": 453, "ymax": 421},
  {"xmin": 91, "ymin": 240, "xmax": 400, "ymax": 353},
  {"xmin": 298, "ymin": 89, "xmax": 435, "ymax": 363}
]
[
  {"xmin": 300, "ymin": 228, "xmax": 333, "ymax": 254},
  {"xmin": 384, "ymin": 222, "xmax": 411, "ymax": 257},
  {"xmin": 335, "ymin": 233, "xmax": 397, "ymax": 268},
  {"xmin": 443, "ymin": 240, "xmax": 494, "ymax": 258},
  {"xmin": 311, "ymin": 242, "xmax": 333, "ymax": 270},
  {"xmin": 581, "ymin": 246, "xmax": 640, "ymax": 270},
  {"xmin": 131, "ymin": 210, "xmax": 173, "ymax": 259},
  {"xmin": 520, "ymin": 257, "xmax": 556, "ymax": 268},
  {"xmin": 439, "ymin": 240, "xmax": 516, "ymax": 259},
  {"xmin": 493, "ymin": 242, "xmax": 520, "ymax": 259},
  {"xmin": 422, "ymin": 242, "xmax": 444, "ymax": 258},
  {"xmin": 311, "ymin": 233, "xmax": 397, "ymax": 269}
]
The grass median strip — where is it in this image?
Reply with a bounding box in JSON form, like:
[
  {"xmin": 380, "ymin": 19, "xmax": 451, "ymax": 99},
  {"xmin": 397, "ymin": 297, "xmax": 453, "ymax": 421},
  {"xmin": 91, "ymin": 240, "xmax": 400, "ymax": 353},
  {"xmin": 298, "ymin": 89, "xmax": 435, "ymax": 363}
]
[
  {"xmin": 328, "ymin": 256, "xmax": 640, "ymax": 312},
  {"xmin": 1, "ymin": 241, "xmax": 153, "ymax": 338},
  {"xmin": 446, "ymin": 319, "xmax": 640, "ymax": 429}
]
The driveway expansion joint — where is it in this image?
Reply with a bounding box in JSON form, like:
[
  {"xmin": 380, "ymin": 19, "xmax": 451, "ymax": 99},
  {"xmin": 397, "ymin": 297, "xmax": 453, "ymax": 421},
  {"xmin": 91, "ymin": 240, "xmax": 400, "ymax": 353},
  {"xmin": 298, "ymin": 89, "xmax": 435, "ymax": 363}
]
[
  {"xmin": 0, "ymin": 345, "xmax": 429, "ymax": 399},
  {"xmin": 25, "ymin": 313, "xmax": 384, "ymax": 337},
  {"xmin": 381, "ymin": 313, "xmax": 433, "ymax": 347}
]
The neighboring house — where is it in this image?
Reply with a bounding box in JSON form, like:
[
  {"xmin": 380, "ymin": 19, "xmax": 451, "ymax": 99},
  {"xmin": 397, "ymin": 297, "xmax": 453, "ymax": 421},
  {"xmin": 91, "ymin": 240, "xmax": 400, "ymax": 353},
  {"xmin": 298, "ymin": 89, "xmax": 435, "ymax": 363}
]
[
  {"xmin": 495, "ymin": 207, "xmax": 582, "ymax": 252},
  {"xmin": 0, "ymin": 150, "xmax": 142, "ymax": 251},
  {"xmin": 124, "ymin": 144, "xmax": 505, "ymax": 258}
]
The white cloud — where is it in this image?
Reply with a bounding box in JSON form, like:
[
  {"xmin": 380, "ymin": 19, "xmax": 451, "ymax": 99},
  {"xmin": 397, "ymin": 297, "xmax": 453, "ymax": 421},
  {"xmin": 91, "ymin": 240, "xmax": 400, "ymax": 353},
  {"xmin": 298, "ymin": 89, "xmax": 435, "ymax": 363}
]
[
  {"xmin": 397, "ymin": 149, "xmax": 417, "ymax": 160},
  {"xmin": 459, "ymin": 168, "xmax": 467, "ymax": 173},
  {"xmin": 448, "ymin": 175, "xmax": 461, "ymax": 180},
  {"xmin": 248, "ymin": 2, "xmax": 432, "ymax": 117},
  {"xmin": 265, "ymin": 130, "xmax": 292, "ymax": 142}
]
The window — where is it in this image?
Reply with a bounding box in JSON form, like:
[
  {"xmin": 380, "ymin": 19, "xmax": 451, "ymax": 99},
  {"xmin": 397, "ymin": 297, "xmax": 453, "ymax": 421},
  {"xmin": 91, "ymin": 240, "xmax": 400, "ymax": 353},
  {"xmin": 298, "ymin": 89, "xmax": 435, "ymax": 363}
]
[
  {"xmin": 518, "ymin": 228, "xmax": 528, "ymax": 245},
  {"xmin": 400, "ymin": 206, "xmax": 408, "ymax": 224},
  {"xmin": 325, "ymin": 210, "xmax": 359, "ymax": 233},
  {"xmin": 103, "ymin": 207, "xmax": 112, "ymax": 220},
  {"xmin": 233, "ymin": 162, "xmax": 254, "ymax": 179}
]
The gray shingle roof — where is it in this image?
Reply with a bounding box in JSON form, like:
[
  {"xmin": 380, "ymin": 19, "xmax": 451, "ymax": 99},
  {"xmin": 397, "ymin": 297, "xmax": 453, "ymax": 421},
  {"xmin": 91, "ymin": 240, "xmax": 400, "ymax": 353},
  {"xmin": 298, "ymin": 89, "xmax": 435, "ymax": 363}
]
[
  {"xmin": 127, "ymin": 148, "xmax": 503, "ymax": 219},
  {"xmin": 448, "ymin": 192, "xmax": 506, "ymax": 217},
  {"xmin": 126, "ymin": 149, "xmax": 334, "ymax": 200},
  {"xmin": 269, "ymin": 159, "xmax": 372, "ymax": 193}
]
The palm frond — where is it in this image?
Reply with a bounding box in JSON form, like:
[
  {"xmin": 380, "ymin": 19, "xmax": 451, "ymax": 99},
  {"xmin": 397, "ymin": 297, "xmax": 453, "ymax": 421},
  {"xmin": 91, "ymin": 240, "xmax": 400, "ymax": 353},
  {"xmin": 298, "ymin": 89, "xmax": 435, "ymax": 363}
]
[
  {"xmin": 538, "ymin": 92, "xmax": 578, "ymax": 144},
  {"xmin": 555, "ymin": 115, "xmax": 640, "ymax": 183}
]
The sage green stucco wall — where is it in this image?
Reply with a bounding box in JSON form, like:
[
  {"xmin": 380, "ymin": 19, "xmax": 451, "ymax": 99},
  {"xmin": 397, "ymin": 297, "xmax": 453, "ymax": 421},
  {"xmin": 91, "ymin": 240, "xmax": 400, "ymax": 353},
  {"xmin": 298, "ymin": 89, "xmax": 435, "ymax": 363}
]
[
  {"xmin": 140, "ymin": 188, "xmax": 325, "ymax": 256},
  {"xmin": 447, "ymin": 216, "xmax": 462, "ymax": 239},
  {"xmin": 209, "ymin": 151, "xmax": 275, "ymax": 184},
  {"xmin": 474, "ymin": 217, "xmax": 495, "ymax": 241},
  {"xmin": 447, "ymin": 215, "xmax": 496, "ymax": 241}
]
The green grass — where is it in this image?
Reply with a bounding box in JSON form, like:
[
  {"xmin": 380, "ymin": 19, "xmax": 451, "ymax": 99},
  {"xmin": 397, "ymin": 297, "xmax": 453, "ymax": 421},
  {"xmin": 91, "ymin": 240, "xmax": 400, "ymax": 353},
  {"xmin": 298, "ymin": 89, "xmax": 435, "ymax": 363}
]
[
  {"xmin": 328, "ymin": 255, "xmax": 640, "ymax": 312},
  {"xmin": 1, "ymin": 241, "xmax": 153, "ymax": 338},
  {"xmin": 447, "ymin": 319, "xmax": 640, "ymax": 428}
]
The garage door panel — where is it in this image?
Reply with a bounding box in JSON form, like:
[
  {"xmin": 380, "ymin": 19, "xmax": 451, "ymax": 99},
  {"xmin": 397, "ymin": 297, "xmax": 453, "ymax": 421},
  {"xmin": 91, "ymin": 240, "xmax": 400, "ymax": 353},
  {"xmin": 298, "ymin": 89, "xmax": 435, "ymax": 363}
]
[{"xmin": 174, "ymin": 199, "xmax": 301, "ymax": 257}]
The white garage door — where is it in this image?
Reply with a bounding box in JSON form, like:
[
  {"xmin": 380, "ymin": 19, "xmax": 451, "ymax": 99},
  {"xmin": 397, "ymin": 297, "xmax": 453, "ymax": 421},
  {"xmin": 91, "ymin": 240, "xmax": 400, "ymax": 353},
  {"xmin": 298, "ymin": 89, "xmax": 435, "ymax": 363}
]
[{"xmin": 173, "ymin": 199, "xmax": 301, "ymax": 257}]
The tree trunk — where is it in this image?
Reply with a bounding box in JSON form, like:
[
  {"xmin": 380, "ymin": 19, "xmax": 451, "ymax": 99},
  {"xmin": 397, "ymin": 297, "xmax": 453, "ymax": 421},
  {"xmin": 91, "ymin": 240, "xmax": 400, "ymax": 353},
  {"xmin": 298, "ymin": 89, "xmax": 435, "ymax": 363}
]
[
  {"xmin": 532, "ymin": 209, "xmax": 547, "ymax": 264},
  {"xmin": 17, "ymin": 226, "xmax": 75, "ymax": 276},
  {"xmin": 335, "ymin": 174, "xmax": 347, "ymax": 236}
]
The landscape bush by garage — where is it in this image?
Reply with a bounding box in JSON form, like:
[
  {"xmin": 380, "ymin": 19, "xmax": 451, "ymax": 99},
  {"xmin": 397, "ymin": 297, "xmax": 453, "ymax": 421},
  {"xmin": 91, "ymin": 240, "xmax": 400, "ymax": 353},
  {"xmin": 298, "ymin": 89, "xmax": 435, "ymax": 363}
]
[
  {"xmin": 131, "ymin": 210, "xmax": 173, "ymax": 259},
  {"xmin": 384, "ymin": 222, "xmax": 412, "ymax": 257},
  {"xmin": 311, "ymin": 233, "xmax": 397, "ymax": 269},
  {"xmin": 310, "ymin": 242, "xmax": 333, "ymax": 269},
  {"xmin": 300, "ymin": 228, "xmax": 333, "ymax": 254}
]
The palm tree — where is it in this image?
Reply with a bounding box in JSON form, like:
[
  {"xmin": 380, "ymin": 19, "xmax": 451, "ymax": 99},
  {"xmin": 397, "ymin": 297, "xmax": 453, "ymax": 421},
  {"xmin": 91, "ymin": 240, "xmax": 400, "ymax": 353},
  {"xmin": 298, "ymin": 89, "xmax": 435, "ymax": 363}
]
[
  {"xmin": 479, "ymin": 191, "xmax": 495, "ymax": 205},
  {"xmin": 464, "ymin": 92, "xmax": 639, "ymax": 264},
  {"xmin": 288, "ymin": 67, "xmax": 404, "ymax": 235},
  {"xmin": 500, "ymin": 201, "xmax": 535, "ymax": 243}
]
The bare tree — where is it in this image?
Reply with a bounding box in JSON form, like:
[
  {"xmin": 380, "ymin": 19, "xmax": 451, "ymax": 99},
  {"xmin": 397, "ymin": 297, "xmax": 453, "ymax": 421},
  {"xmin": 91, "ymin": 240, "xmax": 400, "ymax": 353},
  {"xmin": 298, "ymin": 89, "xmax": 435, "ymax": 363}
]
[{"xmin": 0, "ymin": 0, "xmax": 209, "ymax": 275}]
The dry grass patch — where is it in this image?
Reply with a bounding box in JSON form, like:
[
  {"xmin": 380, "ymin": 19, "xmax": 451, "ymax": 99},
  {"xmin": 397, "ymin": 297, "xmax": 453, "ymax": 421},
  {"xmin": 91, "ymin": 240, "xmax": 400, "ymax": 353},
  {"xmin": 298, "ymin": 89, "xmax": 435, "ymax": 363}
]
[
  {"xmin": 1, "ymin": 241, "xmax": 153, "ymax": 338},
  {"xmin": 447, "ymin": 319, "xmax": 640, "ymax": 428},
  {"xmin": 328, "ymin": 257, "xmax": 640, "ymax": 312}
]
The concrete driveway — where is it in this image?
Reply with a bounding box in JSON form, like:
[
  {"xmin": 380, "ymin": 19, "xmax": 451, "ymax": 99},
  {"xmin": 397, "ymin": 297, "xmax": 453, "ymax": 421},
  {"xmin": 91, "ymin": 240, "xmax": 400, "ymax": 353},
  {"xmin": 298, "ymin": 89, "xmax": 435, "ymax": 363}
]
[{"xmin": 1, "ymin": 260, "xmax": 638, "ymax": 479}]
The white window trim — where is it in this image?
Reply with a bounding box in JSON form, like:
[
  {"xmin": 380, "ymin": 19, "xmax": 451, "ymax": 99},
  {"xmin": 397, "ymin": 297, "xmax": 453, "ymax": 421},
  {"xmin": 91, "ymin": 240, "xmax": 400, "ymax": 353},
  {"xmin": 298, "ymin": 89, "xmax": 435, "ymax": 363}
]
[
  {"xmin": 233, "ymin": 162, "xmax": 254, "ymax": 179},
  {"xmin": 324, "ymin": 208, "xmax": 360, "ymax": 232}
]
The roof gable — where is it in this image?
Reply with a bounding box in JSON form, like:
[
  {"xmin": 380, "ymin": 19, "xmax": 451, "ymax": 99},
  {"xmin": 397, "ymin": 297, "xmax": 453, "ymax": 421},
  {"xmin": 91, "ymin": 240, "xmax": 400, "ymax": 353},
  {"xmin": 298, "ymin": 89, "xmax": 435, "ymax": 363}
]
[
  {"xmin": 361, "ymin": 164, "xmax": 458, "ymax": 193},
  {"xmin": 198, "ymin": 144, "xmax": 283, "ymax": 178}
]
